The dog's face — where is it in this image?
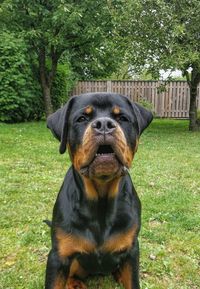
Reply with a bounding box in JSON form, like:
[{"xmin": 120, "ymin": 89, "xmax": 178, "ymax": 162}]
[{"xmin": 47, "ymin": 93, "xmax": 153, "ymax": 182}]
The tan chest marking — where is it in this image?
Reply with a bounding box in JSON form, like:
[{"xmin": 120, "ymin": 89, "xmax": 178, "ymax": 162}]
[
  {"xmin": 82, "ymin": 177, "xmax": 98, "ymax": 200},
  {"xmin": 101, "ymin": 225, "xmax": 137, "ymax": 253},
  {"xmin": 56, "ymin": 228, "xmax": 96, "ymax": 259},
  {"xmin": 56, "ymin": 224, "xmax": 137, "ymax": 259},
  {"xmin": 82, "ymin": 176, "xmax": 121, "ymax": 200}
]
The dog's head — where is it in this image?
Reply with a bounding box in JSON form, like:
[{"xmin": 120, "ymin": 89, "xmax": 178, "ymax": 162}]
[{"xmin": 47, "ymin": 93, "xmax": 153, "ymax": 182}]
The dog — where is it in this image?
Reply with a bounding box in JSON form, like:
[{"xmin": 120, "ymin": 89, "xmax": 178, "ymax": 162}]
[{"xmin": 45, "ymin": 92, "xmax": 153, "ymax": 289}]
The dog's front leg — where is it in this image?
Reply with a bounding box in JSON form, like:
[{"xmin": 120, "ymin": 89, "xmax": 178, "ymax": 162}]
[
  {"xmin": 45, "ymin": 249, "xmax": 70, "ymax": 289},
  {"xmin": 114, "ymin": 240, "xmax": 140, "ymax": 289}
]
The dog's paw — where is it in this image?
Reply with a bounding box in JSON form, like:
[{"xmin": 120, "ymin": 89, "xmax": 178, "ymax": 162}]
[
  {"xmin": 66, "ymin": 277, "xmax": 87, "ymax": 289},
  {"xmin": 113, "ymin": 270, "xmax": 123, "ymax": 284}
]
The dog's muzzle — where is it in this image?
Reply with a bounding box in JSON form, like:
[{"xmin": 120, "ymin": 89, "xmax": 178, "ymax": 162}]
[{"xmin": 79, "ymin": 117, "xmax": 129, "ymax": 179}]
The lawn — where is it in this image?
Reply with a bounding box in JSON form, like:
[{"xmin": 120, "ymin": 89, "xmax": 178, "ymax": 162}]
[{"xmin": 0, "ymin": 119, "xmax": 199, "ymax": 289}]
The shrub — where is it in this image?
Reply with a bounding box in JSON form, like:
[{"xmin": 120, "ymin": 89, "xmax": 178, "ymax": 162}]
[
  {"xmin": 51, "ymin": 63, "xmax": 76, "ymax": 110},
  {"xmin": 137, "ymin": 99, "xmax": 155, "ymax": 115},
  {"xmin": 0, "ymin": 32, "xmax": 44, "ymax": 122}
]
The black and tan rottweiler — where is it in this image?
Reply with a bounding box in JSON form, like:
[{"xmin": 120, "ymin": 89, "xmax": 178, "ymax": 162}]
[{"xmin": 45, "ymin": 92, "xmax": 153, "ymax": 289}]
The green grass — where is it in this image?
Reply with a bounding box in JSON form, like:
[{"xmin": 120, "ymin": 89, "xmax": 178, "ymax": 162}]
[{"xmin": 0, "ymin": 119, "xmax": 200, "ymax": 289}]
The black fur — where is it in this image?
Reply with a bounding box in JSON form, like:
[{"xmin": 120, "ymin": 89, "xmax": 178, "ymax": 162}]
[{"xmin": 45, "ymin": 93, "xmax": 153, "ymax": 289}]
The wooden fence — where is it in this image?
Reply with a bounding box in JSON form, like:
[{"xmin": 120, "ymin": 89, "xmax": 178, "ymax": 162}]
[{"xmin": 71, "ymin": 80, "xmax": 200, "ymax": 118}]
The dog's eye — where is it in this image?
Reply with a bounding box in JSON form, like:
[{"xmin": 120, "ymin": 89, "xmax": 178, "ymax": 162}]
[
  {"xmin": 77, "ymin": 116, "xmax": 87, "ymax": 123},
  {"xmin": 116, "ymin": 115, "xmax": 129, "ymax": 122}
]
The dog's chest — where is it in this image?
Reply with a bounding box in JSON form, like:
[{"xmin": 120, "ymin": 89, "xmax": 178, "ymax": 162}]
[
  {"xmin": 74, "ymin": 197, "xmax": 133, "ymax": 245},
  {"xmin": 70, "ymin": 197, "xmax": 136, "ymax": 254},
  {"xmin": 77, "ymin": 248, "xmax": 128, "ymax": 275},
  {"xmin": 56, "ymin": 195, "xmax": 137, "ymax": 274},
  {"xmin": 72, "ymin": 211, "xmax": 134, "ymax": 275}
]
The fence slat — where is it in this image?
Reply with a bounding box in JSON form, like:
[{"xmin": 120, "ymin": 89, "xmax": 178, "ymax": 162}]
[{"xmin": 70, "ymin": 81, "xmax": 200, "ymax": 119}]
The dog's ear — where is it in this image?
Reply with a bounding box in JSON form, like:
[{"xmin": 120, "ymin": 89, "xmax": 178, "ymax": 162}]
[
  {"xmin": 47, "ymin": 97, "xmax": 75, "ymax": 154},
  {"xmin": 121, "ymin": 95, "xmax": 153, "ymax": 134},
  {"xmin": 131, "ymin": 102, "xmax": 153, "ymax": 135}
]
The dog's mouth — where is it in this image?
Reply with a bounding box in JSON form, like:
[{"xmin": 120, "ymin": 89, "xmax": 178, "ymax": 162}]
[
  {"xmin": 92, "ymin": 144, "xmax": 120, "ymax": 165},
  {"xmin": 95, "ymin": 145, "xmax": 114, "ymax": 157},
  {"xmin": 80, "ymin": 144, "xmax": 127, "ymax": 179}
]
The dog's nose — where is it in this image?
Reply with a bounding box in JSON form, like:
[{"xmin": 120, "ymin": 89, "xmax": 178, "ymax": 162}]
[{"xmin": 91, "ymin": 117, "xmax": 116, "ymax": 134}]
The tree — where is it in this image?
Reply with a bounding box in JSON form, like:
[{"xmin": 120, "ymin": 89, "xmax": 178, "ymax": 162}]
[
  {"xmin": 1, "ymin": 0, "xmax": 123, "ymax": 116},
  {"xmin": 121, "ymin": 0, "xmax": 200, "ymax": 131},
  {"xmin": 0, "ymin": 31, "xmax": 44, "ymax": 122}
]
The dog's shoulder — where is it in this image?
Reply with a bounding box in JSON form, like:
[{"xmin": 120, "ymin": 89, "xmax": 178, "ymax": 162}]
[
  {"xmin": 115, "ymin": 175, "xmax": 141, "ymax": 226},
  {"xmin": 52, "ymin": 167, "xmax": 81, "ymax": 225}
]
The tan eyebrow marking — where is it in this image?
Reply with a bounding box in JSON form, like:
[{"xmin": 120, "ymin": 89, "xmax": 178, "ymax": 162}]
[
  {"xmin": 84, "ymin": 105, "xmax": 93, "ymax": 114},
  {"xmin": 113, "ymin": 106, "xmax": 121, "ymax": 115}
]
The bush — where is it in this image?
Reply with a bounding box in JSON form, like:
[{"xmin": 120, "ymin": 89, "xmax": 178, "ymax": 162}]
[
  {"xmin": 51, "ymin": 63, "xmax": 75, "ymax": 110},
  {"xmin": 137, "ymin": 99, "xmax": 155, "ymax": 115},
  {"xmin": 0, "ymin": 32, "xmax": 44, "ymax": 122}
]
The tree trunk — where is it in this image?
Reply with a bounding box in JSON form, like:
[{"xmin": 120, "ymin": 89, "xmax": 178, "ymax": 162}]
[
  {"xmin": 188, "ymin": 67, "xmax": 200, "ymax": 131},
  {"xmin": 189, "ymin": 83, "xmax": 198, "ymax": 131},
  {"xmin": 43, "ymin": 84, "xmax": 53, "ymax": 117},
  {"xmin": 38, "ymin": 47, "xmax": 53, "ymax": 117}
]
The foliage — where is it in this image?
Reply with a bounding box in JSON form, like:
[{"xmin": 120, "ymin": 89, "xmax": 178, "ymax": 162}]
[
  {"xmin": 124, "ymin": 0, "xmax": 200, "ymax": 75},
  {"xmin": 109, "ymin": 63, "xmax": 157, "ymax": 81},
  {"xmin": 0, "ymin": 120, "xmax": 200, "ymax": 288},
  {"xmin": 120, "ymin": 0, "xmax": 200, "ymax": 130},
  {"xmin": 0, "ymin": 31, "xmax": 44, "ymax": 122},
  {"xmin": 51, "ymin": 63, "xmax": 75, "ymax": 110},
  {"xmin": 0, "ymin": 31, "xmax": 76, "ymax": 122},
  {"xmin": 138, "ymin": 99, "xmax": 155, "ymax": 115},
  {"xmin": 0, "ymin": 0, "xmax": 125, "ymax": 115}
]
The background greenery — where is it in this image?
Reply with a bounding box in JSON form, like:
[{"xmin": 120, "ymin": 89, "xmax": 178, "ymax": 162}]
[
  {"xmin": 0, "ymin": 31, "xmax": 43, "ymax": 122},
  {"xmin": 0, "ymin": 119, "xmax": 199, "ymax": 289},
  {"xmin": 1, "ymin": 0, "xmax": 200, "ymax": 129},
  {"xmin": 0, "ymin": 31, "xmax": 75, "ymax": 122}
]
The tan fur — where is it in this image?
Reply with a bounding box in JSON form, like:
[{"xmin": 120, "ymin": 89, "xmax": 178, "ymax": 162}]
[
  {"xmin": 72, "ymin": 122, "xmax": 138, "ymax": 200},
  {"xmin": 82, "ymin": 177, "xmax": 99, "ymax": 200},
  {"xmin": 56, "ymin": 228, "xmax": 96, "ymax": 259},
  {"xmin": 66, "ymin": 278, "xmax": 87, "ymax": 289},
  {"xmin": 56, "ymin": 224, "xmax": 137, "ymax": 258},
  {"xmin": 53, "ymin": 274, "xmax": 66, "ymax": 289},
  {"xmin": 107, "ymin": 177, "xmax": 121, "ymax": 198},
  {"xmin": 69, "ymin": 259, "xmax": 88, "ymax": 279},
  {"xmin": 114, "ymin": 125, "xmax": 134, "ymax": 168},
  {"xmin": 73, "ymin": 125, "xmax": 95, "ymax": 171},
  {"xmin": 113, "ymin": 106, "xmax": 121, "ymax": 115},
  {"xmin": 115, "ymin": 263, "xmax": 132, "ymax": 289},
  {"xmin": 84, "ymin": 105, "xmax": 93, "ymax": 115},
  {"xmin": 82, "ymin": 176, "xmax": 121, "ymax": 199},
  {"xmin": 102, "ymin": 225, "xmax": 137, "ymax": 253}
]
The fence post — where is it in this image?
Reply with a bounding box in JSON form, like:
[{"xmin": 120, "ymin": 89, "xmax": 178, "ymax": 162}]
[{"xmin": 107, "ymin": 80, "xmax": 112, "ymax": 92}]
